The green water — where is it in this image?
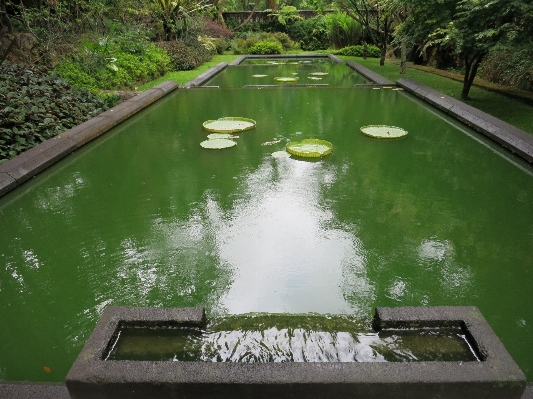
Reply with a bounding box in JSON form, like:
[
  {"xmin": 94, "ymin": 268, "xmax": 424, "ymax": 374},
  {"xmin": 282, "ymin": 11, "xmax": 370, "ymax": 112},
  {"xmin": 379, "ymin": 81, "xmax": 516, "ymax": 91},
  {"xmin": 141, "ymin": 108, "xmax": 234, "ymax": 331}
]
[
  {"xmin": 106, "ymin": 315, "xmax": 478, "ymax": 363},
  {"xmin": 0, "ymin": 87, "xmax": 532, "ymax": 382},
  {"xmin": 204, "ymin": 62, "xmax": 369, "ymax": 87}
]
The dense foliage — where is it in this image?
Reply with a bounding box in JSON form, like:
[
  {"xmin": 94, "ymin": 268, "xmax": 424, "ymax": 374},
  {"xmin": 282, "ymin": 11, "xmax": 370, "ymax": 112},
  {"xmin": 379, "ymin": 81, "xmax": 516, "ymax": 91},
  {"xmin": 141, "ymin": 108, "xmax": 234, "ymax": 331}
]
[
  {"xmin": 0, "ymin": 63, "xmax": 108, "ymax": 162},
  {"xmin": 286, "ymin": 17, "xmax": 329, "ymax": 51},
  {"xmin": 231, "ymin": 31, "xmax": 296, "ymax": 54},
  {"xmin": 479, "ymin": 45, "xmax": 533, "ymax": 92},
  {"xmin": 333, "ymin": 44, "xmax": 380, "ymax": 57},
  {"xmin": 248, "ymin": 40, "xmax": 283, "ymax": 54},
  {"xmin": 55, "ymin": 42, "xmax": 171, "ymax": 91},
  {"xmin": 156, "ymin": 40, "xmax": 214, "ymax": 69}
]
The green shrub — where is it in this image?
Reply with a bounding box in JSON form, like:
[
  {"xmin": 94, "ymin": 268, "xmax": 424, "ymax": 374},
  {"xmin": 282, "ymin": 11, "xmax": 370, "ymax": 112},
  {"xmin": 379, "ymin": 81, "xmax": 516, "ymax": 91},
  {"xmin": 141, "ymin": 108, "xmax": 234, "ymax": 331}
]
[
  {"xmin": 55, "ymin": 43, "xmax": 171, "ymax": 91},
  {"xmin": 334, "ymin": 44, "xmax": 381, "ymax": 58},
  {"xmin": 249, "ymin": 40, "xmax": 283, "ymax": 55},
  {"xmin": 231, "ymin": 32, "xmax": 294, "ymax": 54},
  {"xmin": 156, "ymin": 40, "xmax": 214, "ymax": 70},
  {"xmin": 0, "ymin": 63, "xmax": 108, "ymax": 162},
  {"xmin": 479, "ymin": 45, "xmax": 533, "ymax": 92},
  {"xmin": 287, "ymin": 16, "xmax": 329, "ymax": 51}
]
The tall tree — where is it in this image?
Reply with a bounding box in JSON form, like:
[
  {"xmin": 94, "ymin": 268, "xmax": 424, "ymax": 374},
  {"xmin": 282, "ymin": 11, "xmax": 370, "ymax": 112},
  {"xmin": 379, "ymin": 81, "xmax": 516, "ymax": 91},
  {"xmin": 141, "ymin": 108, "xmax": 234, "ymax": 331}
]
[{"xmin": 398, "ymin": 0, "xmax": 533, "ymax": 99}]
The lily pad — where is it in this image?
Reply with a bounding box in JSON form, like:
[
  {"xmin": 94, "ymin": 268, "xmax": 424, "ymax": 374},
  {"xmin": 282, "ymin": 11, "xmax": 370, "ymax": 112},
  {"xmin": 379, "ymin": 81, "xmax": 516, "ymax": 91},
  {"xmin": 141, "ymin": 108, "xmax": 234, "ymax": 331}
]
[
  {"xmin": 308, "ymin": 77, "xmax": 322, "ymax": 80},
  {"xmin": 286, "ymin": 139, "xmax": 333, "ymax": 158},
  {"xmin": 309, "ymin": 72, "xmax": 328, "ymax": 76},
  {"xmin": 274, "ymin": 77, "xmax": 299, "ymax": 82},
  {"xmin": 203, "ymin": 117, "xmax": 256, "ymax": 133},
  {"xmin": 360, "ymin": 125, "xmax": 408, "ymax": 139},
  {"xmin": 252, "ymin": 74, "xmax": 268, "ymax": 77},
  {"xmin": 207, "ymin": 133, "xmax": 239, "ymax": 139},
  {"xmin": 272, "ymin": 150, "xmax": 291, "ymax": 158},
  {"xmin": 200, "ymin": 138, "xmax": 237, "ymax": 149}
]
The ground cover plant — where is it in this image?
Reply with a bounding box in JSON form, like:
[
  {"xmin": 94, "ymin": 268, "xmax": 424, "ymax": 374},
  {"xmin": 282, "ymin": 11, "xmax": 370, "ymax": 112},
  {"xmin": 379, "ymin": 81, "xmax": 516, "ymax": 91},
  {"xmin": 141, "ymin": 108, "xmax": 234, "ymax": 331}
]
[{"xmin": 0, "ymin": 63, "xmax": 108, "ymax": 162}]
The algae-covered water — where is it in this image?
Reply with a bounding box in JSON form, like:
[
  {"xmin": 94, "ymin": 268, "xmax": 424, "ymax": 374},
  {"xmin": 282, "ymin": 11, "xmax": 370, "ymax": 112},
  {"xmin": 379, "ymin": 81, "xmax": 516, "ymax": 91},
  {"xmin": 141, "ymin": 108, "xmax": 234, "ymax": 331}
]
[
  {"xmin": 205, "ymin": 61, "xmax": 369, "ymax": 87},
  {"xmin": 0, "ymin": 87, "xmax": 532, "ymax": 382}
]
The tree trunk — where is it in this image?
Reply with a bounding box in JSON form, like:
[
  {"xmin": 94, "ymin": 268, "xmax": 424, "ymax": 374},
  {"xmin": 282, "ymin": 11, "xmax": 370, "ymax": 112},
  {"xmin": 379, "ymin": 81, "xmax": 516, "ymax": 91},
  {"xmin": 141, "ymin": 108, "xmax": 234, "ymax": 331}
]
[
  {"xmin": 400, "ymin": 37, "xmax": 407, "ymax": 74},
  {"xmin": 231, "ymin": 1, "xmax": 258, "ymax": 31},
  {"xmin": 461, "ymin": 52, "xmax": 484, "ymax": 100}
]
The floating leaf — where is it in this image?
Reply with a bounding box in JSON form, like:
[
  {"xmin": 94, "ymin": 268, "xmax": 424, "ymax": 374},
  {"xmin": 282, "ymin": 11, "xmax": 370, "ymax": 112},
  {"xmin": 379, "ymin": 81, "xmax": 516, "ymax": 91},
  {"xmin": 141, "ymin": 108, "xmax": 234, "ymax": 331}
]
[
  {"xmin": 392, "ymin": 88, "xmax": 404, "ymax": 91},
  {"xmin": 200, "ymin": 139, "xmax": 237, "ymax": 149},
  {"xmin": 360, "ymin": 125, "xmax": 408, "ymax": 139},
  {"xmin": 272, "ymin": 150, "xmax": 291, "ymax": 158},
  {"xmin": 291, "ymin": 73, "xmax": 299, "ymax": 75},
  {"xmin": 309, "ymin": 72, "xmax": 328, "ymax": 76},
  {"xmin": 274, "ymin": 77, "xmax": 299, "ymax": 82},
  {"xmin": 203, "ymin": 117, "xmax": 256, "ymax": 133},
  {"xmin": 207, "ymin": 133, "xmax": 239, "ymax": 139},
  {"xmin": 286, "ymin": 139, "xmax": 333, "ymax": 158},
  {"xmin": 252, "ymin": 74, "xmax": 268, "ymax": 77},
  {"xmin": 372, "ymin": 87, "xmax": 381, "ymax": 90},
  {"xmin": 308, "ymin": 77, "xmax": 322, "ymax": 80}
]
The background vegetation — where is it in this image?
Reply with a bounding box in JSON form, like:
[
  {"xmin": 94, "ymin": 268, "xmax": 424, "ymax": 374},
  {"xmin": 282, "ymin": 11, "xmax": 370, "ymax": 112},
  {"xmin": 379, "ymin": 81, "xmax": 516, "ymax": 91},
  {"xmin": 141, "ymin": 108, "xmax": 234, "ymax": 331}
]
[{"xmin": 0, "ymin": 0, "xmax": 531, "ymax": 162}]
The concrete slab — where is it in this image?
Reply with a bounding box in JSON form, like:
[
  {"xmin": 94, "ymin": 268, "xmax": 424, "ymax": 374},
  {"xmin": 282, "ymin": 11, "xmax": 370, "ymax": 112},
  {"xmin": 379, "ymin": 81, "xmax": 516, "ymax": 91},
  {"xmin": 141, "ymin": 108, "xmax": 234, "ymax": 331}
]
[
  {"xmin": 327, "ymin": 54, "xmax": 343, "ymax": 63},
  {"xmin": 0, "ymin": 382, "xmax": 71, "ymax": 399},
  {"xmin": 0, "ymin": 172, "xmax": 18, "ymax": 196},
  {"xmin": 181, "ymin": 63, "xmax": 228, "ymax": 88},
  {"xmin": 66, "ymin": 306, "xmax": 525, "ymax": 399},
  {"xmin": 396, "ymin": 78, "xmax": 533, "ymax": 163},
  {"xmin": 0, "ymin": 137, "xmax": 76, "ymax": 184},
  {"xmin": 346, "ymin": 60, "xmax": 393, "ymax": 84},
  {"xmin": 58, "ymin": 116, "xmax": 116, "ymax": 147},
  {"xmin": 152, "ymin": 81, "xmax": 179, "ymax": 94}
]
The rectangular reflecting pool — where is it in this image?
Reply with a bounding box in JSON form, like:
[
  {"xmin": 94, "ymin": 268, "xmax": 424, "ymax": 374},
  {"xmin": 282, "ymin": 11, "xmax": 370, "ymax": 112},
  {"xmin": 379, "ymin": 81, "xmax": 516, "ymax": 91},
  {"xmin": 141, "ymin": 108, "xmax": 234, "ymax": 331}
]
[
  {"xmin": 204, "ymin": 59, "xmax": 369, "ymax": 87},
  {"xmin": 0, "ymin": 86, "xmax": 532, "ymax": 382}
]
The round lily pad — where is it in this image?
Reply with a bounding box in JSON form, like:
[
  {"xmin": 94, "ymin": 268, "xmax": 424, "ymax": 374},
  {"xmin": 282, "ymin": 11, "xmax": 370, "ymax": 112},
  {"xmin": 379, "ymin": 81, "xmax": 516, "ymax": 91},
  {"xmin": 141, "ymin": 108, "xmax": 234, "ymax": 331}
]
[
  {"xmin": 309, "ymin": 72, "xmax": 328, "ymax": 76},
  {"xmin": 272, "ymin": 150, "xmax": 291, "ymax": 158},
  {"xmin": 308, "ymin": 77, "xmax": 322, "ymax": 80},
  {"xmin": 200, "ymin": 138, "xmax": 237, "ymax": 149},
  {"xmin": 207, "ymin": 133, "xmax": 239, "ymax": 139},
  {"xmin": 203, "ymin": 117, "xmax": 256, "ymax": 133},
  {"xmin": 252, "ymin": 74, "xmax": 268, "ymax": 77},
  {"xmin": 286, "ymin": 139, "xmax": 333, "ymax": 158},
  {"xmin": 274, "ymin": 77, "xmax": 299, "ymax": 82},
  {"xmin": 360, "ymin": 125, "xmax": 408, "ymax": 139}
]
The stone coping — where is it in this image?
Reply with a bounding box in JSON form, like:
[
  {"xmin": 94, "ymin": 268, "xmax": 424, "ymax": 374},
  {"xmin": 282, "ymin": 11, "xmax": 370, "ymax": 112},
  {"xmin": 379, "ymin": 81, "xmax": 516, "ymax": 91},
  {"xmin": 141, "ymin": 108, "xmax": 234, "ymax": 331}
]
[
  {"xmin": 396, "ymin": 77, "xmax": 533, "ymax": 163},
  {"xmin": 345, "ymin": 59, "xmax": 393, "ymax": 85},
  {"xmin": 63, "ymin": 306, "xmax": 525, "ymax": 399},
  {"xmin": 0, "ymin": 81, "xmax": 179, "ymax": 199},
  {"xmin": 180, "ymin": 62, "xmax": 227, "ymax": 88},
  {"xmin": 3, "ymin": 382, "xmax": 533, "ymax": 399}
]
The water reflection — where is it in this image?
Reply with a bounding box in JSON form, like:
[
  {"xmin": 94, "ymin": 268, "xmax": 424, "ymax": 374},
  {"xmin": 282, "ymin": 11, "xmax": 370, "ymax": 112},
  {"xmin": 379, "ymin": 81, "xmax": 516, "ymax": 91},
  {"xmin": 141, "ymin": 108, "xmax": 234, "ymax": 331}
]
[{"xmin": 209, "ymin": 157, "xmax": 375, "ymax": 315}]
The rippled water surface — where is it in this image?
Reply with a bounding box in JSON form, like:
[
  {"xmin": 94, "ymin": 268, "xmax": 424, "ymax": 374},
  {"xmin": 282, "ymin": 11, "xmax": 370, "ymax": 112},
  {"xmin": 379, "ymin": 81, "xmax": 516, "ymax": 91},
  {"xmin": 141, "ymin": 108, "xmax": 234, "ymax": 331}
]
[
  {"xmin": 106, "ymin": 315, "xmax": 478, "ymax": 363},
  {"xmin": 0, "ymin": 87, "xmax": 532, "ymax": 381}
]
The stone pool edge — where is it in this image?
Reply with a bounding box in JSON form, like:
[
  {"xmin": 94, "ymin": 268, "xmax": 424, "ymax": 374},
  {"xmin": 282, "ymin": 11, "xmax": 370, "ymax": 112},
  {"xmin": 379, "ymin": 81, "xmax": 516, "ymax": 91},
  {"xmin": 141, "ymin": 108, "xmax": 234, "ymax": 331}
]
[
  {"xmin": 0, "ymin": 81, "xmax": 179, "ymax": 198},
  {"xmin": 62, "ymin": 305, "xmax": 525, "ymax": 399},
  {"xmin": 395, "ymin": 77, "xmax": 533, "ymax": 163}
]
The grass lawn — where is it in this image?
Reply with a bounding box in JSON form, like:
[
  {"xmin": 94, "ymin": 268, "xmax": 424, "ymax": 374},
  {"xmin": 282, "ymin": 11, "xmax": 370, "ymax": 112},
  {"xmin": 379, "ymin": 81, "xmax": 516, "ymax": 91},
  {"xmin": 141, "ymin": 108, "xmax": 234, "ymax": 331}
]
[{"xmin": 138, "ymin": 53, "xmax": 532, "ymax": 134}]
